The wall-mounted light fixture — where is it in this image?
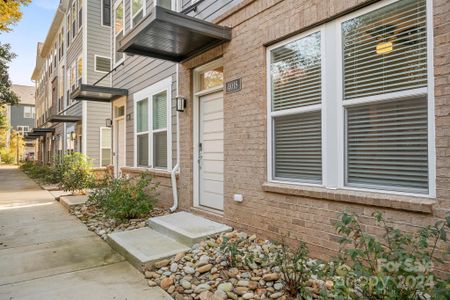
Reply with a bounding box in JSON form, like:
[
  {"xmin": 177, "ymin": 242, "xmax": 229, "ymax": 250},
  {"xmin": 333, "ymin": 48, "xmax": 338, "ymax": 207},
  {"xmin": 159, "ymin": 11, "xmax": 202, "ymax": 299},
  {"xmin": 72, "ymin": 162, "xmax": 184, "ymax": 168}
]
[
  {"xmin": 70, "ymin": 131, "xmax": 77, "ymax": 141},
  {"xmin": 126, "ymin": 113, "xmax": 132, "ymax": 121},
  {"xmin": 105, "ymin": 118, "xmax": 113, "ymax": 127},
  {"xmin": 176, "ymin": 96, "xmax": 187, "ymax": 112}
]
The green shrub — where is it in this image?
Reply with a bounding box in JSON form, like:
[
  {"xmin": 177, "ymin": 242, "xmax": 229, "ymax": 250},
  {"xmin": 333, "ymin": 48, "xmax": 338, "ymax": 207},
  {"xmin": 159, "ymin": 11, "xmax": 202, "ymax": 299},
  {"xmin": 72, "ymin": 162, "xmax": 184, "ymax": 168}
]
[
  {"xmin": 60, "ymin": 153, "xmax": 94, "ymax": 194},
  {"xmin": 327, "ymin": 211, "xmax": 450, "ymax": 300},
  {"xmin": 0, "ymin": 149, "xmax": 15, "ymax": 164},
  {"xmin": 89, "ymin": 172, "xmax": 158, "ymax": 221},
  {"xmin": 45, "ymin": 155, "xmax": 66, "ymax": 184}
]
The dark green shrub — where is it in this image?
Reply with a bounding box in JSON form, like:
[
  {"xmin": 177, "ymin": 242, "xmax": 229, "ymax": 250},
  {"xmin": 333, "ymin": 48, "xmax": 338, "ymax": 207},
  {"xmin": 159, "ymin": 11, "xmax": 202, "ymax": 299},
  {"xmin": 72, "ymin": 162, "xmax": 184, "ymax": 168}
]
[
  {"xmin": 89, "ymin": 172, "xmax": 158, "ymax": 221},
  {"xmin": 60, "ymin": 153, "xmax": 94, "ymax": 194},
  {"xmin": 328, "ymin": 211, "xmax": 450, "ymax": 300}
]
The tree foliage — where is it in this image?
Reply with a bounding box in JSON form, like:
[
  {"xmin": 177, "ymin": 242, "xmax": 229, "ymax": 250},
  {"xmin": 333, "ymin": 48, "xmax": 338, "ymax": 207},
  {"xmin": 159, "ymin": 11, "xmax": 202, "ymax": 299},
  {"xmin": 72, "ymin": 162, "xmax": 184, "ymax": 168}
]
[
  {"xmin": 0, "ymin": 43, "xmax": 19, "ymax": 105},
  {"xmin": 0, "ymin": 0, "xmax": 31, "ymax": 32}
]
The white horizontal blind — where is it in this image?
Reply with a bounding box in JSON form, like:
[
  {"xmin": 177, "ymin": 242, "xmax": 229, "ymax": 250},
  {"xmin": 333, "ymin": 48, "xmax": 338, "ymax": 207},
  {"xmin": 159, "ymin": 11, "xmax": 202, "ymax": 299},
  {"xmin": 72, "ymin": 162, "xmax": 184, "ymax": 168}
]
[
  {"xmin": 346, "ymin": 97, "xmax": 428, "ymax": 193},
  {"xmin": 274, "ymin": 111, "xmax": 322, "ymax": 182},
  {"xmin": 342, "ymin": 0, "xmax": 427, "ymax": 99},
  {"xmin": 271, "ymin": 32, "xmax": 321, "ymax": 111}
]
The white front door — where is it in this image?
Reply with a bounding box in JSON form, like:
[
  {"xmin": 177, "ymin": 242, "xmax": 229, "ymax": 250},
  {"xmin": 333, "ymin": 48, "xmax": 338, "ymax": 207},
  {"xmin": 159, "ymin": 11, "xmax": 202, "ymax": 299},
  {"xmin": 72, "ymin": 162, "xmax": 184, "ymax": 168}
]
[
  {"xmin": 198, "ymin": 91, "xmax": 224, "ymax": 210},
  {"xmin": 115, "ymin": 118, "xmax": 125, "ymax": 176}
]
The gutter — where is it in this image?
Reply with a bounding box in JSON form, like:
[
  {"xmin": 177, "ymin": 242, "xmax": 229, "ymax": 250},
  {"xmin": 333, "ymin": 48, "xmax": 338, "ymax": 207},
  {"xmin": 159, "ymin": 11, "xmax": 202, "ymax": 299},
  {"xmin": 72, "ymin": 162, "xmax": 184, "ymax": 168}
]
[{"xmin": 170, "ymin": 64, "xmax": 181, "ymax": 212}]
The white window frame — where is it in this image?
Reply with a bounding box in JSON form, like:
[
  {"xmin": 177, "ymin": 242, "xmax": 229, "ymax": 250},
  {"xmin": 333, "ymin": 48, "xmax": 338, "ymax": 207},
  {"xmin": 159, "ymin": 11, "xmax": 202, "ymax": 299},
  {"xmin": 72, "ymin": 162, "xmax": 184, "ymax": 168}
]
[
  {"xmin": 153, "ymin": 0, "xmax": 178, "ymax": 10},
  {"xmin": 113, "ymin": 0, "xmax": 125, "ymax": 67},
  {"xmin": 99, "ymin": 127, "xmax": 112, "ymax": 167},
  {"xmin": 133, "ymin": 76, "xmax": 172, "ymax": 170},
  {"xmin": 94, "ymin": 55, "xmax": 112, "ymax": 73},
  {"xmin": 130, "ymin": 0, "xmax": 146, "ymax": 28},
  {"xmin": 101, "ymin": 0, "xmax": 112, "ymax": 27},
  {"xmin": 24, "ymin": 106, "xmax": 34, "ymax": 119},
  {"xmin": 266, "ymin": 0, "xmax": 435, "ymax": 198},
  {"xmin": 17, "ymin": 126, "xmax": 30, "ymax": 135}
]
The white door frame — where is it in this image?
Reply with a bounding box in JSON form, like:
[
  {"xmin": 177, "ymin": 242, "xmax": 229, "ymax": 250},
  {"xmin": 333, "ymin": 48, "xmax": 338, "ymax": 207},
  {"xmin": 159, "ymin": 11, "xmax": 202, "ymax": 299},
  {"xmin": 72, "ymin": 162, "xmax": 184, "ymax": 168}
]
[
  {"xmin": 192, "ymin": 58, "xmax": 224, "ymax": 209},
  {"xmin": 113, "ymin": 97, "xmax": 126, "ymax": 176}
]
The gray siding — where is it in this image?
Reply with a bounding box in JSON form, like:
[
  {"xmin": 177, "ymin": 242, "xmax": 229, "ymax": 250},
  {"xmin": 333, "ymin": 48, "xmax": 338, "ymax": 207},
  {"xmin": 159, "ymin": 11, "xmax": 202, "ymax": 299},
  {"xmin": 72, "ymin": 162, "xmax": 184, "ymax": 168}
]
[
  {"xmin": 66, "ymin": 101, "xmax": 82, "ymax": 116},
  {"xmin": 87, "ymin": 0, "xmax": 112, "ymax": 86},
  {"xmin": 86, "ymin": 101, "xmax": 111, "ymax": 167},
  {"xmin": 10, "ymin": 105, "xmax": 35, "ymax": 130},
  {"xmin": 66, "ymin": 29, "xmax": 83, "ymax": 67}
]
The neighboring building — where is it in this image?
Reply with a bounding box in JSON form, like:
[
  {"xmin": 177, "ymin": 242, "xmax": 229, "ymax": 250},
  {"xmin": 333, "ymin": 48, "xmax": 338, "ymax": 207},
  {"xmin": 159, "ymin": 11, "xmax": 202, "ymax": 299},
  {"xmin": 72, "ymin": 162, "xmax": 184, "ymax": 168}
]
[
  {"xmin": 31, "ymin": 0, "xmax": 112, "ymax": 166},
  {"xmin": 5, "ymin": 85, "xmax": 36, "ymax": 159},
  {"xmin": 108, "ymin": 0, "xmax": 449, "ymax": 273}
]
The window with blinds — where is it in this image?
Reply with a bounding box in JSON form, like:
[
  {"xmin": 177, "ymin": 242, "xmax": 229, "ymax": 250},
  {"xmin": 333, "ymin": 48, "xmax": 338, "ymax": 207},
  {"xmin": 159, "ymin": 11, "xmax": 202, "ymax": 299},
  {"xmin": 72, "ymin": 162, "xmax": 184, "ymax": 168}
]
[
  {"xmin": 152, "ymin": 91, "xmax": 168, "ymax": 168},
  {"xmin": 342, "ymin": 0, "xmax": 427, "ymax": 100},
  {"xmin": 269, "ymin": 32, "xmax": 322, "ymax": 183},
  {"xmin": 100, "ymin": 128, "xmax": 112, "ymax": 167},
  {"xmin": 346, "ymin": 98, "xmax": 428, "ymax": 192},
  {"xmin": 343, "ymin": 0, "xmax": 429, "ymax": 193}
]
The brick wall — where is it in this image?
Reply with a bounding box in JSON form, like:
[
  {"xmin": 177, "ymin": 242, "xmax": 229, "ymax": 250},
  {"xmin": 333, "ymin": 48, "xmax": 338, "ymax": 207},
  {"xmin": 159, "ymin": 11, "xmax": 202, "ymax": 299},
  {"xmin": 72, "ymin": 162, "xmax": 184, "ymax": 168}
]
[{"xmin": 176, "ymin": 0, "xmax": 450, "ymax": 274}]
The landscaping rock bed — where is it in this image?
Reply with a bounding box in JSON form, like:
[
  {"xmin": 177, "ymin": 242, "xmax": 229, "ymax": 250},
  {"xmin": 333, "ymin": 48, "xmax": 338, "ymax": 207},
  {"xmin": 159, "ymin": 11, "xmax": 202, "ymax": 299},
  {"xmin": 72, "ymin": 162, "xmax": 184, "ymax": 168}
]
[
  {"xmin": 71, "ymin": 200, "xmax": 168, "ymax": 240},
  {"xmin": 145, "ymin": 231, "xmax": 328, "ymax": 300}
]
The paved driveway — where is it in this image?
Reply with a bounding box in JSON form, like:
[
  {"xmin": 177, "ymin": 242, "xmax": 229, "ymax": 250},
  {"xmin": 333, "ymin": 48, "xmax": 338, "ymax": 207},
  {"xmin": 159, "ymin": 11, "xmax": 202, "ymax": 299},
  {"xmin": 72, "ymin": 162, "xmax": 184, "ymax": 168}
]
[{"xmin": 0, "ymin": 165, "xmax": 170, "ymax": 300}]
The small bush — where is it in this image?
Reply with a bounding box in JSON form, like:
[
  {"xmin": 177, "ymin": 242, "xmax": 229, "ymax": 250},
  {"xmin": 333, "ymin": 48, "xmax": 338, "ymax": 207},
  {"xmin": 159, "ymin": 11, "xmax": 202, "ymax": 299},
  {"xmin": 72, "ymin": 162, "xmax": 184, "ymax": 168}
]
[
  {"xmin": 89, "ymin": 172, "xmax": 158, "ymax": 221},
  {"xmin": 328, "ymin": 211, "xmax": 450, "ymax": 300},
  {"xmin": 0, "ymin": 149, "xmax": 15, "ymax": 164},
  {"xmin": 60, "ymin": 153, "xmax": 94, "ymax": 194}
]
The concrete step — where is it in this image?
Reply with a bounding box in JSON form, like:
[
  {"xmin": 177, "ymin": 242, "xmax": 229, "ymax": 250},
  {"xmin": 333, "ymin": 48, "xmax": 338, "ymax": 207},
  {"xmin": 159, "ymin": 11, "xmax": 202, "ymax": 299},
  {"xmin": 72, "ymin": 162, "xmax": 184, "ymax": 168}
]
[
  {"xmin": 148, "ymin": 211, "xmax": 232, "ymax": 246},
  {"xmin": 60, "ymin": 195, "xmax": 88, "ymax": 210},
  {"xmin": 106, "ymin": 228, "xmax": 190, "ymax": 271}
]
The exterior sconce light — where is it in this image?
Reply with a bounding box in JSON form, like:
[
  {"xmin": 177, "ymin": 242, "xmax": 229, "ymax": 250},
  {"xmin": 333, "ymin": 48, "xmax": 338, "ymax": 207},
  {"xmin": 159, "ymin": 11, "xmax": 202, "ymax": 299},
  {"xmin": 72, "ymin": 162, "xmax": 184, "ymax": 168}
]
[
  {"xmin": 126, "ymin": 113, "xmax": 132, "ymax": 121},
  {"xmin": 52, "ymin": 136, "xmax": 56, "ymax": 141},
  {"xmin": 376, "ymin": 41, "xmax": 393, "ymax": 55},
  {"xmin": 176, "ymin": 96, "xmax": 187, "ymax": 112},
  {"xmin": 105, "ymin": 118, "xmax": 113, "ymax": 127},
  {"xmin": 70, "ymin": 131, "xmax": 77, "ymax": 141}
]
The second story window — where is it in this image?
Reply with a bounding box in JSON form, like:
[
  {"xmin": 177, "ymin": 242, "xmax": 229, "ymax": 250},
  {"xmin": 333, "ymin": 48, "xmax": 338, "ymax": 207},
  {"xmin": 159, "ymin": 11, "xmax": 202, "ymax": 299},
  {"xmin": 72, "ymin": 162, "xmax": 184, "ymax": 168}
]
[
  {"xmin": 131, "ymin": 0, "xmax": 144, "ymax": 27},
  {"xmin": 78, "ymin": 0, "xmax": 83, "ymax": 29},
  {"xmin": 77, "ymin": 56, "xmax": 83, "ymax": 84},
  {"xmin": 113, "ymin": 0, "xmax": 124, "ymax": 65},
  {"xmin": 67, "ymin": 13, "xmax": 71, "ymax": 46},
  {"xmin": 102, "ymin": 0, "xmax": 111, "ymax": 26},
  {"xmin": 72, "ymin": 2, "xmax": 77, "ymax": 38},
  {"xmin": 24, "ymin": 106, "xmax": 35, "ymax": 119}
]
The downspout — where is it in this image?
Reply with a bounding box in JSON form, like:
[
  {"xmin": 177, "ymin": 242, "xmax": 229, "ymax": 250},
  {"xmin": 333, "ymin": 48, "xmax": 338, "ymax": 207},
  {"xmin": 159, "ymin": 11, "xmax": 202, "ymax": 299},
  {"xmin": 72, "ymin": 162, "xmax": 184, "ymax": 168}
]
[{"xmin": 170, "ymin": 64, "xmax": 180, "ymax": 212}]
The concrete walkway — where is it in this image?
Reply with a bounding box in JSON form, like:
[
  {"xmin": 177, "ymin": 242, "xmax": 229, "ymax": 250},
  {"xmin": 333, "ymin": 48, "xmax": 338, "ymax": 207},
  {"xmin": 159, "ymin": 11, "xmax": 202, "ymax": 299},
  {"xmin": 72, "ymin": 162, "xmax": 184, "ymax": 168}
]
[{"xmin": 0, "ymin": 165, "xmax": 170, "ymax": 300}]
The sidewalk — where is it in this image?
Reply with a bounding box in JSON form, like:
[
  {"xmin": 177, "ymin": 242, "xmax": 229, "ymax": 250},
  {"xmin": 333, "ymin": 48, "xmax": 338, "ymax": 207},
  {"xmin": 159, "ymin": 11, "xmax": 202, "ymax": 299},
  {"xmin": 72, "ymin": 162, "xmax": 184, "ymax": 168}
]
[{"xmin": 0, "ymin": 165, "xmax": 170, "ymax": 300}]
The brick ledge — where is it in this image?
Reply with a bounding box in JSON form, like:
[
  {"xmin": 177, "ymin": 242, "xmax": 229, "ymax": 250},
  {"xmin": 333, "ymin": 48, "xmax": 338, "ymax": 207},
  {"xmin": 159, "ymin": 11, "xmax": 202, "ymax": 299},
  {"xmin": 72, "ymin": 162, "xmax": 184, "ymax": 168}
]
[
  {"xmin": 262, "ymin": 182, "xmax": 435, "ymax": 214},
  {"xmin": 120, "ymin": 167, "xmax": 178, "ymax": 178}
]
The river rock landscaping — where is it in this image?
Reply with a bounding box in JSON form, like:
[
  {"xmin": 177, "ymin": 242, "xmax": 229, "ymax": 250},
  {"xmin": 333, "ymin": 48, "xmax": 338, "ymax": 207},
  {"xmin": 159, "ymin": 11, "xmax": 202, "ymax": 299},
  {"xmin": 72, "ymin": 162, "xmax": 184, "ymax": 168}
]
[
  {"xmin": 144, "ymin": 230, "xmax": 329, "ymax": 300},
  {"xmin": 71, "ymin": 199, "xmax": 168, "ymax": 240}
]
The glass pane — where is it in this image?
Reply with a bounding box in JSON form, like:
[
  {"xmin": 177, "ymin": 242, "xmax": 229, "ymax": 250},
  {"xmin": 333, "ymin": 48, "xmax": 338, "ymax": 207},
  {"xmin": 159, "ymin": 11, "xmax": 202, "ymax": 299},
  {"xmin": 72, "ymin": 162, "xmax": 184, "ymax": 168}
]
[
  {"xmin": 158, "ymin": 0, "xmax": 172, "ymax": 10},
  {"xmin": 101, "ymin": 128, "xmax": 111, "ymax": 148},
  {"xmin": 115, "ymin": 3, "xmax": 123, "ymax": 33},
  {"xmin": 200, "ymin": 67, "xmax": 223, "ymax": 90},
  {"xmin": 115, "ymin": 106, "xmax": 125, "ymax": 118},
  {"xmin": 153, "ymin": 131, "xmax": 167, "ymax": 168},
  {"xmin": 115, "ymin": 31, "xmax": 124, "ymax": 62},
  {"xmin": 274, "ymin": 111, "xmax": 322, "ymax": 182},
  {"xmin": 342, "ymin": 0, "xmax": 427, "ymax": 99},
  {"xmin": 153, "ymin": 91, "xmax": 167, "ymax": 130},
  {"xmin": 133, "ymin": 10, "xmax": 144, "ymax": 25},
  {"xmin": 132, "ymin": 0, "xmax": 144, "ymax": 24},
  {"xmin": 270, "ymin": 32, "xmax": 321, "ymax": 111},
  {"xmin": 346, "ymin": 97, "xmax": 428, "ymax": 193},
  {"xmin": 136, "ymin": 99, "xmax": 148, "ymax": 132},
  {"xmin": 137, "ymin": 134, "xmax": 149, "ymax": 166},
  {"xmin": 101, "ymin": 149, "xmax": 111, "ymax": 166}
]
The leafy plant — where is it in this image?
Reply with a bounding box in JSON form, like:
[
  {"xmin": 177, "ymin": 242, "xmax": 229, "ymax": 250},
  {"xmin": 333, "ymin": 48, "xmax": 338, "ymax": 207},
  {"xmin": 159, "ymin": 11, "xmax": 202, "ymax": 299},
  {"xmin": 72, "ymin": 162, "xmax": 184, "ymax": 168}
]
[
  {"xmin": 0, "ymin": 148, "xmax": 15, "ymax": 164},
  {"xmin": 331, "ymin": 211, "xmax": 450, "ymax": 300},
  {"xmin": 220, "ymin": 236, "xmax": 242, "ymax": 267},
  {"xmin": 272, "ymin": 241, "xmax": 315, "ymax": 299},
  {"xmin": 60, "ymin": 153, "xmax": 94, "ymax": 194},
  {"xmin": 89, "ymin": 172, "xmax": 158, "ymax": 221}
]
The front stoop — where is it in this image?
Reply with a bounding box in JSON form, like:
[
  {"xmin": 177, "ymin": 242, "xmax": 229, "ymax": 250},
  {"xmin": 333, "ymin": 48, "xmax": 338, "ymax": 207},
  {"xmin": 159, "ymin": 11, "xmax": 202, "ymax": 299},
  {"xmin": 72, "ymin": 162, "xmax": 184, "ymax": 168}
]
[
  {"xmin": 60, "ymin": 195, "xmax": 88, "ymax": 210},
  {"xmin": 106, "ymin": 228, "xmax": 190, "ymax": 271},
  {"xmin": 105, "ymin": 212, "xmax": 232, "ymax": 272},
  {"xmin": 148, "ymin": 211, "xmax": 232, "ymax": 246}
]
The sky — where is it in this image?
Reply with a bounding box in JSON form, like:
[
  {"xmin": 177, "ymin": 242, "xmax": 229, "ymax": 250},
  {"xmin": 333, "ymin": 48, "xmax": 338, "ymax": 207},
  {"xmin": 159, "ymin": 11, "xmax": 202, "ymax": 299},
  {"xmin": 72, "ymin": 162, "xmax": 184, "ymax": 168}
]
[{"xmin": 1, "ymin": 0, "xmax": 60, "ymax": 86}]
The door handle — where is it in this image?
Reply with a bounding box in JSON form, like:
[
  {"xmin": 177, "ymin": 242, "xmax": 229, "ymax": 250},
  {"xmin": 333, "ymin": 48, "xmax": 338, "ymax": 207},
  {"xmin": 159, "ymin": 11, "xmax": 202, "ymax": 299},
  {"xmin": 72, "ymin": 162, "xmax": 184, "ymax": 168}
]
[{"xmin": 198, "ymin": 143, "xmax": 203, "ymax": 167}]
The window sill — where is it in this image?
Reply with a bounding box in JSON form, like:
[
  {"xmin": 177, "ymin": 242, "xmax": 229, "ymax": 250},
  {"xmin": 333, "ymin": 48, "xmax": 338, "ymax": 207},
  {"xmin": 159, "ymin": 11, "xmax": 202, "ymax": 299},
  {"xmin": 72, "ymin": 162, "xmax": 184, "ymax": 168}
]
[
  {"xmin": 262, "ymin": 182, "xmax": 435, "ymax": 214},
  {"xmin": 120, "ymin": 166, "xmax": 178, "ymax": 178}
]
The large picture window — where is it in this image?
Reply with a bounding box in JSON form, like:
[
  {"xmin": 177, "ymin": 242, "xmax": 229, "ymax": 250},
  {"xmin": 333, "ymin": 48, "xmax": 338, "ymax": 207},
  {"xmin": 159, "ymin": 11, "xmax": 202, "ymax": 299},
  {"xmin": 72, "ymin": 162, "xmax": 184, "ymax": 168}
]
[
  {"xmin": 134, "ymin": 78, "xmax": 171, "ymax": 170},
  {"xmin": 267, "ymin": 0, "xmax": 432, "ymax": 196}
]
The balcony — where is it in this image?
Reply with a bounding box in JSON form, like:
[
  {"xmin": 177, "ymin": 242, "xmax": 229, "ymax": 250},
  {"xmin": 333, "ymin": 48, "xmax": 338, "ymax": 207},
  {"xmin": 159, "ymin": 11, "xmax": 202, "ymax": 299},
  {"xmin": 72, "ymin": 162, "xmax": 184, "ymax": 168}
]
[{"xmin": 118, "ymin": 5, "xmax": 231, "ymax": 62}]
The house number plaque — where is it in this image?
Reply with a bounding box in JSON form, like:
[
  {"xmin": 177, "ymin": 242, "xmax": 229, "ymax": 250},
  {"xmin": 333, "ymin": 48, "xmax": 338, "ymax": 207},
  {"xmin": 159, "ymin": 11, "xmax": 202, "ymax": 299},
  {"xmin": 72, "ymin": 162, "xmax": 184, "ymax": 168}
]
[{"xmin": 225, "ymin": 78, "xmax": 242, "ymax": 94}]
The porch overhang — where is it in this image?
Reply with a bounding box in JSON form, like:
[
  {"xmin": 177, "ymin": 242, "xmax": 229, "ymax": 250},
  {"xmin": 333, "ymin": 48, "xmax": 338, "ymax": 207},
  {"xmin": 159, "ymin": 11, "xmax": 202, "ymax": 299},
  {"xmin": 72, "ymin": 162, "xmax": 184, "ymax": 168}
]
[
  {"xmin": 32, "ymin": 128, "xmax": 55, "ymax": 134},
  {"xmin": 48, "ymin": 115, "xmax": 82, "ymax": 123},
  {"xmin": 71, "ymin": 84, "xmax": 128, "ymax": 102},
  {"xmin": 24, "ymin": 134, "xmax": 40, "ymax": 139},
  {"xmin": 118, "ymin": 6, "xmax": 231, "ymax": 62}
]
